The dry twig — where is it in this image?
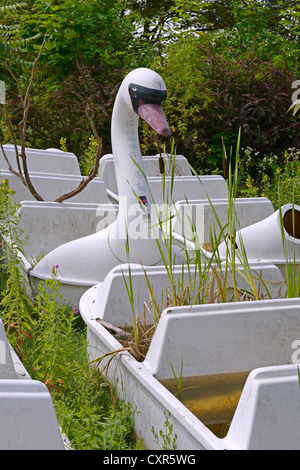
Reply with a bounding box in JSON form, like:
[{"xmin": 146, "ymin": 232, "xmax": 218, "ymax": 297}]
[{"xmin": 0, "ymin": 34, "xmax": 103, "ymax": 203}]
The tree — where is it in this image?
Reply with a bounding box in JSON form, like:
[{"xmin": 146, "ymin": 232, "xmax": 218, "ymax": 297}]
[
  {"xmin": 124, "ymin": 0, "xmax": 176, "ymax": 42},
  {"xmin": 161, "ymin": 0, "xmax": 300, "ymax": 43},
  {"xmin": 0, "ymin": 37, "xmax": 103, "ymax": 202},
  {"xmin": 1, "ymin": 0, "xmax": 134, "ymax": 76},
  {"xmin": 142, "ymin": 29, "xmax": 300, "ymax": 171},
  {"xmin": 0, "ymin": 0, "xmax": 134, "ymax": 156}
]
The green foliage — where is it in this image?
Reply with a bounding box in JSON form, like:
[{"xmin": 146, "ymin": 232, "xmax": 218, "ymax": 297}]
[
  {"xmin": 0, "ymin": 178, "xmax": 33, "ymax": 359},
  {"xmin": 56, "ymin": 392, "xmax": 137, "ymax": 450},
  {"xmin": 146, "ymin": 30, "xmax": 299, "ymax": 172},
  {"xmin": 2, "ymin": 0, "xmax": 299, "ymax": 170},
  {"xmin": 172, "ymin": 0, "xmax": 300, "ymax": 41},
  {"xmin": 239, "ymin": 147, "xmax": 300, "ymax": 209},
  {"xmin": 1, "ymin": 0, "xmax": 133, "ymax": 74},
  {"xmin": 26, "ymin": 274, "xmax": 137, "ymax": 450},
  {"xmin": 171, "ymin": 0, "xmax": 235, "ymax": 33},
  {"xmin": 29, "ymin": 272, "xmax": 79, "ymax": 390},
  {"xmin": 152, "ymin": 411, "xmax": 177, "ymax": 450},
  {"xmin": 218, "ymin": 0, "xmax": 300, "ymax": 66},
  {"xmin": 79, "ymin": 134, "xmax": 99, "ymax": 175},
  {"xmin": 0, "ymin": 0, "xmax": 134, "ymax": 154}
]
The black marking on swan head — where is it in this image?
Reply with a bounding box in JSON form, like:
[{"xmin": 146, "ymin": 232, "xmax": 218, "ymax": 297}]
[{"xmin": 128, "ymin": 83, "xmax": 167, "ymax": 114}]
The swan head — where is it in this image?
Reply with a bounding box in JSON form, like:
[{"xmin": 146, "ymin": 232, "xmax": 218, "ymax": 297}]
[{"xmin": 119, "ymin": 68, "xmax": 171, "ymax": 136}]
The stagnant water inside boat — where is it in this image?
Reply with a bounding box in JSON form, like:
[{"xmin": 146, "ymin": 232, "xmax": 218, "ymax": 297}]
[{"xmin": 160, "ymin": 371, "xmax": 250, "ymax": 438}]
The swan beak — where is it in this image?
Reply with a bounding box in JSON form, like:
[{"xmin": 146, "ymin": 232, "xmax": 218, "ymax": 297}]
[{"xmin": 138, "ymin": 103, "xmax": 172, "ymax": 136}]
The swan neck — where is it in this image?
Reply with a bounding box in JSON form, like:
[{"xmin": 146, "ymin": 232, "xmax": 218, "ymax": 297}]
[
  {"xmin": 108, "ymin": 91, "xmax": 163, "ymax": 264},
  {"xmin": 111, "ymin": 96, "xmax": 151, "ymax": 206}
]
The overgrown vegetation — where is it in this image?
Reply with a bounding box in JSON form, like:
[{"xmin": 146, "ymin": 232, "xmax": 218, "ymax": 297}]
[
  {"xmin": 93, "ymin": 135, "xmax": 299, "ymax": 368},
  {"xmin": 0, "ymin": 0, "xmax": 300, "ymax": 450},
  {"xmin": 0, "ymin": 129, "xmax": 299, "ymax": 448},
  {"xmin": 0, "ymin": 180, "xmax": 142, "ymax": 449}
]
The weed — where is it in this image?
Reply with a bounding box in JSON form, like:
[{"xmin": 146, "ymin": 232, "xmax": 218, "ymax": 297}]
[
  {"xmin": 79, "ymin": 134, "xmax": 99, "ymax": 176},
  {"xmin": 0, "ymin": 178, "xmax": 33, "ymax": 359},
  {"xmin": 114, "ymin": 132, "xmax": 289, "ymax": 363},
  {"xmin": 0, "ymin": 179, "xmax": 139, "ymax": 450},
  {"xmin": 152, "ymin": 411, "xmax": 177, "ymax": 450}
]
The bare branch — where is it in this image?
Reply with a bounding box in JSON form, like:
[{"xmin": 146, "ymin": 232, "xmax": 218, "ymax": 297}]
[
  {"xmin": 1, "ymin": 34, "xmax": 103, "ymax": 204},
  {"xmin": 54, "ymin": 137, "xmax": 102, "ymax": 203},
  {"xmin": 1, "ymin": 60, "xmax": 24, "ymax": 107},
  {"xmin": 0, "ymin": 105, "xmax": 44, "ymax": 199},
  {"xmin": 0, "ymin": 137, "xmax": 25, "ymax": 181},
  {"xmin": 0, "ymin": 104, "xmax": 24, "ymax": 178},
  {"xmin": 0, "ymin": 37, "xmax": 49, "ymax": 201},
  {"xmin": 85, "ymin": 103, "xmax": 101, "ymax": 142},
  {"xmin": 20, "ymin": 34, "xmax": 48, "ymax": 147},
  {"xmin": 23, "ymin": 33, "xmax": 48, "ymax": 110},
  {"xmin": 54, "ymin": 103, "xmax": 103, "ymax": 203}
]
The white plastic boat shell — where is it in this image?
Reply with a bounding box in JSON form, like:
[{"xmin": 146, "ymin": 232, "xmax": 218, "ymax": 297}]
[
  {"xmin": 218, "ymin": 203, "xmax": 300, "ymax": 275},
  {"xmin": 79, "ymin": 295, "xmax": 300, "ymax": 450},
  {"xmin": 18, "ymin": 201, "xmax": 118, "ymax": 258},
  {"xmin": 226, "ymin": 365, "xmax": 300, "ymax": 450},
  {"xmin": 0, "ymin": 144, "xmax": 81, "ymax": 175},
  {"xmin": 99, "ymin": 153, "xmax": 192, "ymax": 194},
  {"xmin": 84, "ymin": 261, "xmax": 285, "ymax": 327},
  {"xmin": 0, "ymin": 318, "xmax": 18, "ymax": 379},
  {"xmin": 106, "ymin": 174, "xmax": 228, "ymax": 205},
  {"xmin": 144, "ymin": 298, "xmax": 300, "ymax": 379},
  {"xmin": 0, "ymin": 379, "xmax": 65, "ymax": 450},
  {"xmin": 0, "ymin": 317, "xmax": 31, "ymax": 380},
  {"xmin": 0, "ymin": 318, "xmax": 64, "ymax": 449},
  {"xmin": 172, "ymin": 197, "xmax": 274, "ymax": 245},
  {"xmin": 0, "ymin": 169, "xmax": 110, "ymax": 204},
  {"xmin": 22, "ymin": 196, "xmax": 281, "ymax": 309},
  {"xmin": 148, "ymin": 175, "xmax": 227, "ymax": 205}
]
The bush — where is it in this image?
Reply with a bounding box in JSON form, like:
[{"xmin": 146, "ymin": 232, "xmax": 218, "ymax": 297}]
[
  {"xmin": 239, "ymin": 147, "xmax": 300, "ymax": 209},
  {"xmin": 146, "ymin": 35, "xmax": 300, "ymax": 173},
  {"xmin": 32, "ymin": 62, "xmax": 123, "ymax": 157}
]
